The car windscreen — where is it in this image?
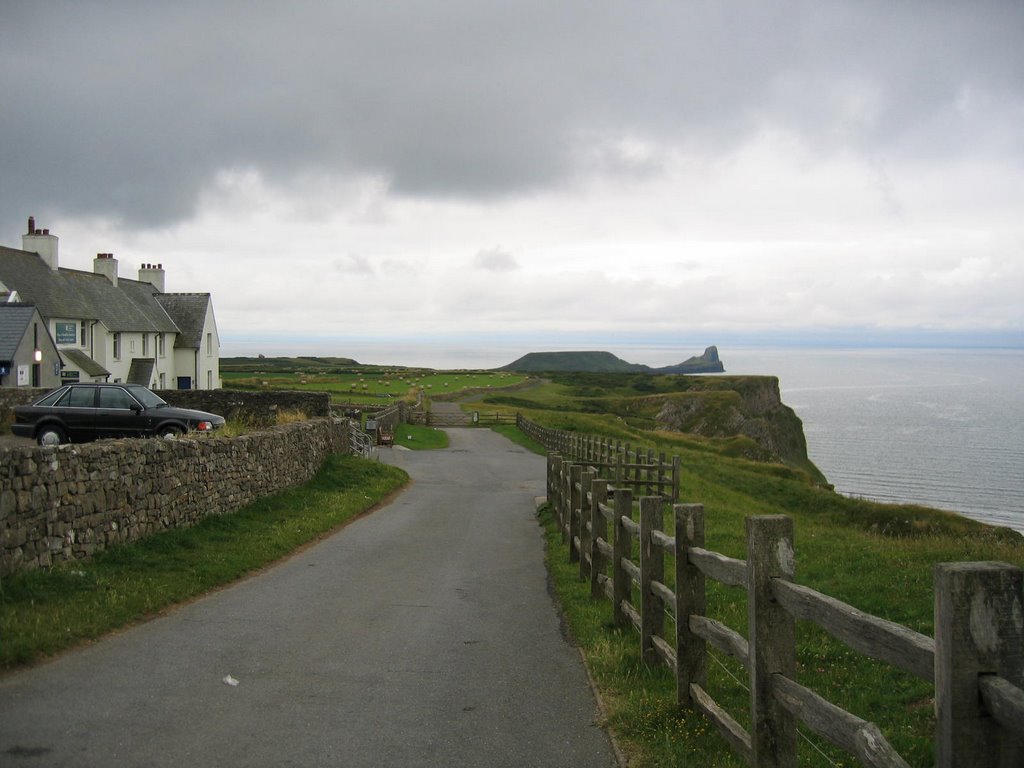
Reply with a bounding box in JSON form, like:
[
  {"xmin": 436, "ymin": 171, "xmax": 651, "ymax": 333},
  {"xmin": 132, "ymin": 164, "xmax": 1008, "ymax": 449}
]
[{"xmin": 125, "ymin": 385, "xmax": 167, "ymax": 408}]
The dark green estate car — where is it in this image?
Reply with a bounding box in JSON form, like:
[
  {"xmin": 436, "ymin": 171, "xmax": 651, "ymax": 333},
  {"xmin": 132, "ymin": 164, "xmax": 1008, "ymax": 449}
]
[{"xmin": 11, "ymin": 383, "xmax": 225, "ymax": 446}]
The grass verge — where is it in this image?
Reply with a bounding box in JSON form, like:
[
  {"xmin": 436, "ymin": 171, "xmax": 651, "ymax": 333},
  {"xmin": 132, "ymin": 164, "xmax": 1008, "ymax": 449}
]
[
  {"xmin": 489, "ymin": 423, "xmax": 546, "ymax": 454},
  {"xmin": 0, "ymin": 454, "xmax": 408, "ymax": 670},
  {"xmin": 392, "ymin": 423, "xmax": 449, "ymax": 450}
]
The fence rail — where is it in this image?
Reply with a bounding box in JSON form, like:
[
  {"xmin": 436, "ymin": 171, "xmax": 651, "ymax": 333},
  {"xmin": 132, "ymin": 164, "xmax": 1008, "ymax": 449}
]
[{"xmin": 543, "ymin": 446, "xmax": 1024, "ymax": 768}]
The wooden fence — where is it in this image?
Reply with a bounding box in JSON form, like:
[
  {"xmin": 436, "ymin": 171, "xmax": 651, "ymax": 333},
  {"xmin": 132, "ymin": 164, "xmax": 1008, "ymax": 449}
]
[
  {"xmin": 541, "ymin": 444, "xmax": 1024, "ymax": 767},
  {"xmin": 407, "ymin": 410, "xmax": 518, "ymax": 427},
  {"xmin": 518, "ymin": 413, "xmax": 680, "ymax": 503}
]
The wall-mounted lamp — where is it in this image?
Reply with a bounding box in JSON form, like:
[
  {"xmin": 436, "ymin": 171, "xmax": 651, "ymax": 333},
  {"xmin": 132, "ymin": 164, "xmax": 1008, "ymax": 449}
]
[{"xmin": 33, "ymin": 349, "xmax": 42, "ymax": 362}]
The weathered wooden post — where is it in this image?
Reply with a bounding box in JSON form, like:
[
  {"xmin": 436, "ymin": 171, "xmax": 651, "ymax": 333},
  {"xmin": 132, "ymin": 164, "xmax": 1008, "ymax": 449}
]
[
  {"xmin": 658, "ymin": 451, "xmax": 667, "ymax": 498},
  {"xmin": 562, "ymin": 461, "xmax": 576, "ymax": 544},
  {"xmin": 671, "ymin": 455, "xmax": 681, "ymax": 503},
  {"xmin": 747, "ymin": 515, "xmax": 797, "ymax": 768},
  {"xmin": 578, "ymin": 468, "xmax": 595, "ymax": 578},
  {"xmin": 675, "ymin": 503, "xmax": 707, "ymax": 707},
  {"xmin": 568, "ymin": 464, "xmax": 582, "ymax": 561},
  {"xmin": 935, "ymin": 562, "xmax": 1024, "ymax": 768},
  {"xmin": 640, "ymin": 496, "xmax": 665, "ymax": 667},
  {"xmin": 590, "ymin": 478, "xmax": 609, "ymax": 599},
  {"xmin": 646, "ymin": 448, "xmax": 656, "ymax": 496},
  {"xmin": 612, "ymin": 488, "xmax": 633, "ymax": 628},
  {"xmin": 548, "ymin": 453, "xmax": 562, "ymax": 518}
]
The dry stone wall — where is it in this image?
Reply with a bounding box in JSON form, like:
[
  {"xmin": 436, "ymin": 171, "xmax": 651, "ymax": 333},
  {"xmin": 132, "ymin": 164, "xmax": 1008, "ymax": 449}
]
[{"xmin": 0, "ymin": 417, "xmax": 350, "ymax": 576}]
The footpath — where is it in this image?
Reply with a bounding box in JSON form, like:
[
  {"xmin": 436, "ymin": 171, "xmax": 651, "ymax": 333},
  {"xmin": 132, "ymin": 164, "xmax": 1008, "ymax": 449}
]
[{"xmin": 0, "ymin": 428, "xmax": 617, "ymax": 767}]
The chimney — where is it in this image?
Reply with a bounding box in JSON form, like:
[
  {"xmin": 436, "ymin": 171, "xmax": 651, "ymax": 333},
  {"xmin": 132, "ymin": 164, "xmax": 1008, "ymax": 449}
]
[
  {"xmin": 139, "ymin": 262, "xmax": 166, "ymax": 292},
  {"xmin": 22, "ymin": 217, "xmax": 60, "ymax": 271},
  {"xmin": 93, "ymin": 253, "xmax": 119, "ymax": 287}
]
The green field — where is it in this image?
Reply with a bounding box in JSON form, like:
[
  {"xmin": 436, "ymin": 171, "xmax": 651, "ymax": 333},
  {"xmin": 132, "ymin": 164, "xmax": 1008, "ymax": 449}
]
[{"xmin": 222, "ymin": 366, "xmax": 527, "ymax": 405}]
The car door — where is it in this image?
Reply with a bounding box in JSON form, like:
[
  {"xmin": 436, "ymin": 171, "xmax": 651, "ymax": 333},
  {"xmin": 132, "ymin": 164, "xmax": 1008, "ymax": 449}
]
[
  {"xmin": 96, "ymin": 386, "xmax": 144, "ymax": 439},
  {"xmin": 62, "ymin": 385, "xmax": 99, "ymax": 441}
]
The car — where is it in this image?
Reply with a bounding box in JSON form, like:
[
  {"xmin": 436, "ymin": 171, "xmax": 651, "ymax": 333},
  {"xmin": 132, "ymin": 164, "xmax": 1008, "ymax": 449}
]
[{"xmin": 11, "ymin": 383, "xmax": 226, "ymax": 446}]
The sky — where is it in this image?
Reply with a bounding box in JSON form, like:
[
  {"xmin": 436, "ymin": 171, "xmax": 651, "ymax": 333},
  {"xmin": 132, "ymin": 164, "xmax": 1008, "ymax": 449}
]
[{"xmin": 2, "ymin": 1, "xmax": 1022, "ymax": 367}]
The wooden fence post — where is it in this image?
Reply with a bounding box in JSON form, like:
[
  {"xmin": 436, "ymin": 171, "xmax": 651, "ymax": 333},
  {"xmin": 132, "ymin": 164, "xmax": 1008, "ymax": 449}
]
[
  {"xmin": 562, "ymin": 462, "xmax": 577, "ymax": 545},
  {"xmin": 671, "ymin": 455, "xmax": 681, "ymax": 504},
  {"xmin": 578, "ymin": 469, "xmax": 595, "ymax": 579},
  {"xmin": 590, "ymin": 478, "xmax": 608, "ymax": 599},
  {"xmin": 640, "ymin": 496, "xmax": 665, "ymax": 667},
  {"xmin": 548, "ymin": 453, "xmax": 562, "ymax": 516},
  {"xmin": 568, "ymin": 464, "xmax": 583, "ymax": 562},
  {"xmin": 935, "ymin": 562, "xmax": 1024, "ymax": 768},
  {"xmin": 613, "ymin": 488, "xmax": 633, "ymax": 628},
  {"xmin": 675, "ymin": 503, "xmax": 707, "ymax": 707},
  {"xmin": 747, "ymin": 515, "xmax": 797, "ymax": 768}
]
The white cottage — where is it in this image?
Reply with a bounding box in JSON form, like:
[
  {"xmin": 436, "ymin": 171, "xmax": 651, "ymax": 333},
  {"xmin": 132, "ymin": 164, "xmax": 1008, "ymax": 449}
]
[{"xmin": 0, "ymin": 217, "xmax": 221, "ymax": 389}]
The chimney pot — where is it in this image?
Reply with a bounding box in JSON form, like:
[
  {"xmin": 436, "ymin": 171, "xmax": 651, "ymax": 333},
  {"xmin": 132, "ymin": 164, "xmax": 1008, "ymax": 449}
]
[{"xmin": 27, "ymin": 216, "xmax": 35, "ymax": 234}]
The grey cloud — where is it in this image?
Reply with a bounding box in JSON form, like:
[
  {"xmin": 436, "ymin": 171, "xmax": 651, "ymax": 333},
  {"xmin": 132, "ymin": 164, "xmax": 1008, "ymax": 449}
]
[
  {"xmin": 2, "ymin": 1, "xmax": 1022, "ymax": 235},
  {"xmin": 473, "ymin": 247, "xmax": 518, "ymax": 272},
  {"xmin": 332, "ymin": 254, "xmax": 374, "ymax": 275}
]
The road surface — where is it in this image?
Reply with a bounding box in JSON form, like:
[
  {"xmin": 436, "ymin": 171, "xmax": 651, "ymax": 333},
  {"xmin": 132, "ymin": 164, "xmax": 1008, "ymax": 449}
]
[{"xmin": 0, "ymin": 428, "xmax": 617, "ymax": 767}]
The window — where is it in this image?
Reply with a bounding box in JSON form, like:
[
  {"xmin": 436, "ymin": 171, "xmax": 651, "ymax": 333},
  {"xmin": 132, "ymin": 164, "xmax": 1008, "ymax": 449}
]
[
  {"xmin": 142, "ymin": 334, "xmax": 149, "ymax": 356},
  {"xmin": 112, "ymin": 333, "xmax": 121, "ymax": 360},
  {"xmin": 159, "ymin": 372, "xmax": 166, "ymax": 388},
  {"xmin": 206, "ymin": 332, "xmax": 213, "ymax": 357},
  {"xmin": 129, "ymin": 339, "xmax": 136, "ymax": 354},
  {"xmin": 80, "ymin": 321, "xmax": 87, "ymax": 346},
  {"xmin": 207, "ymin": 370, "xmax": 213, "ymax": 389},
  {"xmin": 157, "ymin": 333, "xmax": 165, "ymax": 358},
  {"xmin": 68, "ymin": 387, "xmax": 96, "ymax": 408},
  {"xmin": 100, "ymin": 387, "xmax": 136, "ymax": 409}
]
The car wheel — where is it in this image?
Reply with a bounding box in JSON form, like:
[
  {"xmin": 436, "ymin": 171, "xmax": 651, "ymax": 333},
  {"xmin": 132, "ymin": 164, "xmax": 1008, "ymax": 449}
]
[
  {"xmin": 158, "ymin": 425, "xmax": 183, "ymax": 439},
  {"xmin": 37, "ymin": 425, "xmax": 67, "ymax": 446}
]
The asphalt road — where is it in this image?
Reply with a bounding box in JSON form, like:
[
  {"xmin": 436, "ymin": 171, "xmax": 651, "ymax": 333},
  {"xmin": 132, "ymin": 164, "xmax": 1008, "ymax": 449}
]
[{"xmin": 0, "ymin": 428, "xmax": 617, "ymax": 767}]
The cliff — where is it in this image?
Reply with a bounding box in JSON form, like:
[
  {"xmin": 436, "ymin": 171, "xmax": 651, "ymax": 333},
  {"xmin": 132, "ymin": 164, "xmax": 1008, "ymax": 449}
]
[{"xmin": 651, "ymin": 376, "xmax": 817, "ymax": 475}]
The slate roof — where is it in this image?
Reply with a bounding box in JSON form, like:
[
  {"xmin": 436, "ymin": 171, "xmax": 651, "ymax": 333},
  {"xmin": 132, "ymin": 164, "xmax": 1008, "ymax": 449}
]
[
  {"xmin": 62, "ymin": 348, "xmax": 110, "ymax": 377},
  {"xmin": 156, "ymin": 293, "xmax": 211, "ymax": 350},
  {"xmin": 0, "ymin": 246, "xmax": 178, "ymax": 333},
  {"xmin": 127, "ymin": 357, "xmax": 155, "ymax": 384},
  {"xmin": 0, "ymin": 304, "xmax": 38, "ymax": 360}
]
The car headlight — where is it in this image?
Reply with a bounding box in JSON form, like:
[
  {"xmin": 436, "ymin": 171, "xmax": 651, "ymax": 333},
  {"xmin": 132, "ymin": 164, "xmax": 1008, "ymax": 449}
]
[{"xmin": 196, "ymin": 421, "xmax": 214, "ymax": 431}]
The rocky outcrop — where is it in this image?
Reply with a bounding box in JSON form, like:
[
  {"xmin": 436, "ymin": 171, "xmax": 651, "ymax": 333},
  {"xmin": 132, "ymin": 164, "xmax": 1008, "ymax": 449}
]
[
  {"xmin": 497, "ymin": 346, "xmax": 724, "ymax": 373},
  {"xmin": 657, "ymin": 346, "xmax": 724, "ymax": 374},
  {"xmin": 654, "ymin": 376, "xmax": 812, "ymax": 469}
]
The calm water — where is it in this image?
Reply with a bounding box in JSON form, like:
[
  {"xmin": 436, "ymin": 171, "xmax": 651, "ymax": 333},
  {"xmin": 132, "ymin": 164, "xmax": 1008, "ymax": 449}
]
[{"xmin": 717, "ymin": 347, "xmax": 1024, "ymax": 532}]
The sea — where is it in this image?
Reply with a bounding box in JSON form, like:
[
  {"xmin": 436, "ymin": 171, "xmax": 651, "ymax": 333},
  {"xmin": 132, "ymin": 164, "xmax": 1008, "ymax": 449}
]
[{"xmin": 716, "ymin": 347, "xmax": 1024, "ymax": 533}]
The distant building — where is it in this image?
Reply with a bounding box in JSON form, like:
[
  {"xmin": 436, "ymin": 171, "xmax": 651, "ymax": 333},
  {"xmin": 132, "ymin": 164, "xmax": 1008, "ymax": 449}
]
[{"xmin": 0, "ymin": 217, "xmax": 220, "ymax": 389}]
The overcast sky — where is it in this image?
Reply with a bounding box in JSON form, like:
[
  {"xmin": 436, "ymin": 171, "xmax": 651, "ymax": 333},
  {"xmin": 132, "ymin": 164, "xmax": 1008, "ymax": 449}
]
[{"xmin": 2, "ymin": 1, "xmax": 1022, "ymax": 365}]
